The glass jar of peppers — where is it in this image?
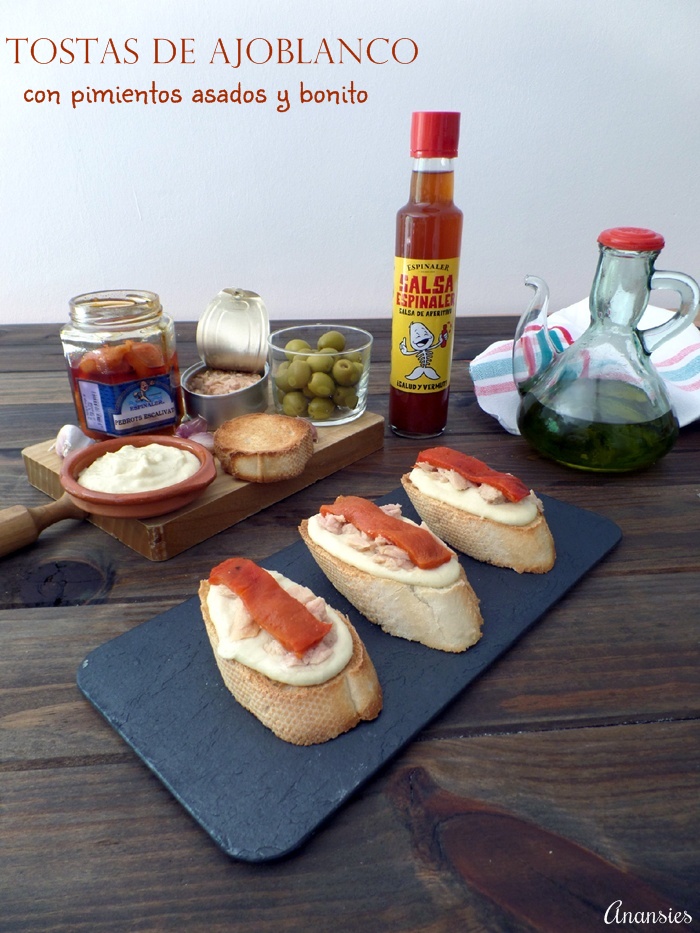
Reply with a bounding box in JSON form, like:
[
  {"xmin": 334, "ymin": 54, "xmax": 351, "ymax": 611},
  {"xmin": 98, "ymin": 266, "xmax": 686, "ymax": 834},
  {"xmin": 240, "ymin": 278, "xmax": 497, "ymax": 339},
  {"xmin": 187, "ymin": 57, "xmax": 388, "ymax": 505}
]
[{"xmin": 60, "ymin": 289, "xmax": 183, "ymax": 440}]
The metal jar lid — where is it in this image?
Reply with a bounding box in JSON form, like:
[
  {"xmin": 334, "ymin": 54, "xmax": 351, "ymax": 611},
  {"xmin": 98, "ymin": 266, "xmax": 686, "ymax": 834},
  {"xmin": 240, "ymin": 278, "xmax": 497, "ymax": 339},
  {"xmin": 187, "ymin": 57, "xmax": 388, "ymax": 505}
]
[{"xmin": 196, "ymin": 288, "xmax": 269, "ymax": 371}]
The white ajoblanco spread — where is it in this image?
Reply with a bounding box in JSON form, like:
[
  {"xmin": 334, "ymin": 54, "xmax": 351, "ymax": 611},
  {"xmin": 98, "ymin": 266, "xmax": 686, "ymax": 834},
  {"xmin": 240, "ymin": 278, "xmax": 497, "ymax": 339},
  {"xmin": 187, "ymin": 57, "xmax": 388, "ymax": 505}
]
[
  {"xmin": 206, "ymin": 571, "xmax": 353, "ymax": 686},
  {"xmin": 78, "ymin": 443, "xmax": 201, "ymax": 493},
  {"xmin": 408, "ymin": 466, "xmax": 539, "ymax": 526},
  {"xmin": 306, "ymin": 512, "xmax": 461, "ymax": 588}
]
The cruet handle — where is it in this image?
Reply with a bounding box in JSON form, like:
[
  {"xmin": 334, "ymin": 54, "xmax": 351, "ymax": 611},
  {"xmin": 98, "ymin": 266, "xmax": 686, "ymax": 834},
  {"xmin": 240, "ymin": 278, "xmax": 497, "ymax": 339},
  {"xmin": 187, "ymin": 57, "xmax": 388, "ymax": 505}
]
[
  {"xmin": 513, "ymin": 276, "xmax": 554, "ymax": 396},
  {"xmin": 639, "ymin": 270, "xmax": 700, "ymax": 354}
]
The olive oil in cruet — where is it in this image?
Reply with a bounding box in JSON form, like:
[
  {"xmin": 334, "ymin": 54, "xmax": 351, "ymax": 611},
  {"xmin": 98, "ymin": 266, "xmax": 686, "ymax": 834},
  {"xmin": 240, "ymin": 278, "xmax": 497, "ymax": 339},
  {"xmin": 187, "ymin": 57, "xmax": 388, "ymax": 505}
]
[{"xmin": 513, "ymin": 228, "xmax": 699, "ymax": 472}]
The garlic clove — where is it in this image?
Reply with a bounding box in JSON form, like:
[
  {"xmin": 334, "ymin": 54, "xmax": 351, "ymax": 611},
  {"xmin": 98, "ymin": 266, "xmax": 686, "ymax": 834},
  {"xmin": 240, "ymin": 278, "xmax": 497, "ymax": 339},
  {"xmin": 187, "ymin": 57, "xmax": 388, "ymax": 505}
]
[
  {"xmin": 175, "ymin": 416, "xmax": 209, "ymax": 439},
  {"xmin": 53, "ymin": 424, "xmax": 96, "ymax": 459},
  {"xmin": 187, "ymin": 432, "xmax": 215, "ymax": 451}
]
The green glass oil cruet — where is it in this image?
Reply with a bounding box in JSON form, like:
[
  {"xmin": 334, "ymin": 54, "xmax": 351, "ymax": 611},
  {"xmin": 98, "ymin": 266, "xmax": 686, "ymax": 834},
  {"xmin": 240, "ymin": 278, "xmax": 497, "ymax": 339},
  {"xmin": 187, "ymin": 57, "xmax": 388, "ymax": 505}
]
[{"xmin": 513, "ymin": 228, "xmax": 699, "ymax": 472}]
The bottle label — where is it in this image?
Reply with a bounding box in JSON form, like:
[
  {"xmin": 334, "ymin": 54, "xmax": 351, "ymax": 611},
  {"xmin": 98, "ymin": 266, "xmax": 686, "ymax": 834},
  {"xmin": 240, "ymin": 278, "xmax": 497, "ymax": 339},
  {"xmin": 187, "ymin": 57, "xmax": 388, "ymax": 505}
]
[
  {"xmin": 390, "ymin": 257, "xmax": 459, "ymax": 394},
  {"xmin": 77, "ymin": 374, "xmax": 178, "ymax": 435}
]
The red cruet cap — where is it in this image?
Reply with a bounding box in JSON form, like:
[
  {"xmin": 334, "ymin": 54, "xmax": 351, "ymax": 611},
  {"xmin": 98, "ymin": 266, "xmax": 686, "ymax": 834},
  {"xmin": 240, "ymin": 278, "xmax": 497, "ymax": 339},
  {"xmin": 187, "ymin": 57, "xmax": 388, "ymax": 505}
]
[
  {"xmin": 598, "ymin": 227, "xmax": 665, "ymax": 252},
  {"xmin": 410, "ymin": 111, "xmax": 460, "ymax": 158}
]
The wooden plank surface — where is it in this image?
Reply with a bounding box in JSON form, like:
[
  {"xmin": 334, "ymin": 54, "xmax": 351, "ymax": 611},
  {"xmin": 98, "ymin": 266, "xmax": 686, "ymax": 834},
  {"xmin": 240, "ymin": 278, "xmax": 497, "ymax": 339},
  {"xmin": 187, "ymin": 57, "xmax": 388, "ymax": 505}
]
[
  {"xmin": 21, "ymin": 412, "xmax": 385, "ymax": 560},
  {"xmin": 1, "ymin": 317, "xmax": 699, "ymax": 932},
  {"xmin": 2, "ymin": 725, "xmax": 697, "ymax": 931}
]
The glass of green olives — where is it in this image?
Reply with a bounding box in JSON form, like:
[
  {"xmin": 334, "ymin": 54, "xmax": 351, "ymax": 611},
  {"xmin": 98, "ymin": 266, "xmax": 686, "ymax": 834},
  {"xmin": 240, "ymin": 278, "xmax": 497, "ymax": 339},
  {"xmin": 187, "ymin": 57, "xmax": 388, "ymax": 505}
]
[{"xmin": 267, "ymin": 324, "xmax": 373, "ymax": 426}]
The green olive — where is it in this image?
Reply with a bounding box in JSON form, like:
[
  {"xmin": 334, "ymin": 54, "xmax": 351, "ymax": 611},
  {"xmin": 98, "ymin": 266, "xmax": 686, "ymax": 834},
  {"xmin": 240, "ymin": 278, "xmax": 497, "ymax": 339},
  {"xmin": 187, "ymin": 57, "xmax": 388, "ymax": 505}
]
[
  {"xmin": 284, "ymin": 338, "xmax": 311, "ymax": 362},
  {"xmin": 307, "ymin": 371, "xmax": 335, "ymax": 398},
  {"xmin": 308, "ymin": 397, "xmax": 336, "ymax": 421},
  {"xmin": 332, "ymin": 357, "xmax": 359, "ymax": 387},
  {"xmin": 282, "ymin": 390, "xmax": 309, "ymax": 417},
  {"xmin": 306, "ymin": 352, "xmax": 334, "ymax": 374},
  {"xmin": 333, "ymin": 386, "xmax": 359, "ymax": 409},
  {"xmin": 286, "ymin": 359, "xmax": 312, "ymax": 389},
  {"xmin": 344, "ymin": 351, "xmax": 363, "ymax": 364},
  {"xmin": 274, "ymin": 360, "xmax": 292, "ymax": 393},
  {"xmin": 317, "ymin": 330, "xmax": 346, "ymax": 352}
]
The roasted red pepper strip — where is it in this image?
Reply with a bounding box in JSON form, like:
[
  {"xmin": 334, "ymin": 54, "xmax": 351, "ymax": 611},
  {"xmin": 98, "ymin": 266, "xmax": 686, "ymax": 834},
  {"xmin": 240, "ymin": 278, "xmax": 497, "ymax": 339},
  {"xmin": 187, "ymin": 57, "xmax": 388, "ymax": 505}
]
[
  {"xmin": 416, "ymin": 447, "xmax": 530, "ymax": 502},
  {"xmin": 209, "ymin": 558, "xmax": 331, "ymax": 657},
  {"xmin": 319, "ymin": 495, "xmax": 452, "ymax": 570}
]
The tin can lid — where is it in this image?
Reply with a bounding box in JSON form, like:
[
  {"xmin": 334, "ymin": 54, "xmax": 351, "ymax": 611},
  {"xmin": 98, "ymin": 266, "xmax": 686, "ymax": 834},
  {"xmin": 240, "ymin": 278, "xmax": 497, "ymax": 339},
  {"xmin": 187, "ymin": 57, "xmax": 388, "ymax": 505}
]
[{"xmin": 196, "ymin": 288, "xmax": 269, "ymax": 372}]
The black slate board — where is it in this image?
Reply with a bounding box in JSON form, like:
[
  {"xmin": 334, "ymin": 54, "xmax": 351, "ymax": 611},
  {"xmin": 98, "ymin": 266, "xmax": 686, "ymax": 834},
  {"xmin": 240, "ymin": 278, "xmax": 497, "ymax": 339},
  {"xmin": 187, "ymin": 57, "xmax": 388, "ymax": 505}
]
[{"xmin": 77, "ymin": 490, "xmax": 621, "ymax": 862}]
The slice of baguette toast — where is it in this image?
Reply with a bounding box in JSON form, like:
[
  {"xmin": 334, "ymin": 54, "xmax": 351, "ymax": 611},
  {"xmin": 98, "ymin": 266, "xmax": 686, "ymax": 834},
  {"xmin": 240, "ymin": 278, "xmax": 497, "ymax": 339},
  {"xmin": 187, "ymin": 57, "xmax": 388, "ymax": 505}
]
[
  {"xmin": 214, "ymin": 413, "xmax": 314, "ymax": 483},
  {"xmin": 199, "ymin": 580, "xmax": 382, "ymax": 745},
  {"xmin": 401, "ymin": 474, "xmax": 555, "ymax": 574},
  {"xmin": 298, "ymin": 520, "xmax": 482, "ymax": 653}
]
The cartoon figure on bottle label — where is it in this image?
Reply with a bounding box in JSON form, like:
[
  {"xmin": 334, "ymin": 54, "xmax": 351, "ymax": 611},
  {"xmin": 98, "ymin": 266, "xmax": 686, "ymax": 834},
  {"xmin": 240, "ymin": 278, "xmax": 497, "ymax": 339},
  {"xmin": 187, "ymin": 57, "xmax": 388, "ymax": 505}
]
[{"xmin": 398, "ymin": 320, "xmax": 450, "ymax": 381}]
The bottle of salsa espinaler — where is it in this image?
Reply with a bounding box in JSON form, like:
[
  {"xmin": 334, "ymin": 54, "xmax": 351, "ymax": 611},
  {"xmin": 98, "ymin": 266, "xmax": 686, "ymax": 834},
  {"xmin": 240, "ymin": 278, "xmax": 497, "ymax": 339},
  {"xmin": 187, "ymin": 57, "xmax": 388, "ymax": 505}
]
[{"xmin": 389, "ymin": 111, "xmax": 463, "ymax": 437}]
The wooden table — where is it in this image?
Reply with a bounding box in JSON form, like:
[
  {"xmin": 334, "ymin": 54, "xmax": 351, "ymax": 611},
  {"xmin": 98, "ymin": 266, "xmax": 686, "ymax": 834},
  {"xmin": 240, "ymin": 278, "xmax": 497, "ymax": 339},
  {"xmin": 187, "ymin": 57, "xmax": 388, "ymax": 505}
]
[{"xmin": 1, "ymin": 318, "xmax": 698, "ymax": 932}]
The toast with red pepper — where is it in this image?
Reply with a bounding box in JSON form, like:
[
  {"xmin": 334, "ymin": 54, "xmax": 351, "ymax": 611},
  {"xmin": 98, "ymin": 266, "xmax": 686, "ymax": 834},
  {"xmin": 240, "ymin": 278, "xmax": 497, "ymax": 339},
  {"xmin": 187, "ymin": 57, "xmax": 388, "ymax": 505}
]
[
  {"xmin": 401, "ymin": 448, "xmax": 555, "ymax": 574},
  {"xmin": 299, "ymin": 495, "xmax": 483, "ymax": 653},
  {"xmin": 198, "ymin": 558, "xmax": 382, "ymax": 746}
]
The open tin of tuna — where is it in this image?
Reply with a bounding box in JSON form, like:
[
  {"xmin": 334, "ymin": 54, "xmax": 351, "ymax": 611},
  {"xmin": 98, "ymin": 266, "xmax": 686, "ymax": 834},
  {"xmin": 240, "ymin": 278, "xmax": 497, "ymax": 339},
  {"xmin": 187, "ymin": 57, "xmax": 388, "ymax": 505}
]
[{"xmin": 181, "ymin": 288, "xmax": 270, "ymax": 429}]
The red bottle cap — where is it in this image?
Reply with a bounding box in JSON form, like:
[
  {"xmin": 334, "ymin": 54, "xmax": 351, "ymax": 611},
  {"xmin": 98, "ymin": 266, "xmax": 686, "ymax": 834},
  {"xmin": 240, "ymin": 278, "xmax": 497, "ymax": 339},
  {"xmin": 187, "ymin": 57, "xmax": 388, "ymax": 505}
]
[
  {"xmin": 410, "ymin": 111, "xmax": 460, "ymax": 158},
  {"xmin": 598, "ymin": 227, "xmax": 665, "ymax": 251}
]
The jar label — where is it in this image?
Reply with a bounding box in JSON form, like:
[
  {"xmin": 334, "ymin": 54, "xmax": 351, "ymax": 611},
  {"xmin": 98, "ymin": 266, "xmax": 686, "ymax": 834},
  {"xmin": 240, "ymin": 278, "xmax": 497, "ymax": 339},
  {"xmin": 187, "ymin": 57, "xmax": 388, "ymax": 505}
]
[
  {"xmin": 390, "ymin": 257, "xmax": 459, "ymax": 394},
  {"xmin": 77, "ymin": 375, "xmax": 178, "ymax": 435}
]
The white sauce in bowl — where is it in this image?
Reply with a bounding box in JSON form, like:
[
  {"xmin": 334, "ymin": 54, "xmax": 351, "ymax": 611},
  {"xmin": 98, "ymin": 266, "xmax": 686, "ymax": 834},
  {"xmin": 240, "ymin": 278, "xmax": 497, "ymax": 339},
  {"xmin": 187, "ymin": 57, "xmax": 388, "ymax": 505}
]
[{"xmin": 78, "ymin": 443, "xmax": 201, "ymax": 493}]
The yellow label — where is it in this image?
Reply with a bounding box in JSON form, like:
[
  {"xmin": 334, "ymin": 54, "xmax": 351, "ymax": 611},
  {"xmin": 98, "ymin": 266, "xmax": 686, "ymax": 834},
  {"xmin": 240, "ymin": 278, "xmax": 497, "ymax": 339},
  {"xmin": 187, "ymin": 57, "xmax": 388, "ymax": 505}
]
[{"xmin": 390, "ymin": 257, "xmax": 459, "ymax": 393}]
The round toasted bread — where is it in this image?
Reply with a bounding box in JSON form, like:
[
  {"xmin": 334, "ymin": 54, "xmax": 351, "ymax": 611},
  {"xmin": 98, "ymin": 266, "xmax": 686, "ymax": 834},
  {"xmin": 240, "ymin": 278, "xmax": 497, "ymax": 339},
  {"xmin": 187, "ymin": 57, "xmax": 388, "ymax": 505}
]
[
  {"xmin": 214, "ymin": 413, "xmax": 314, "ymax": 482},
  {"xmin": 199, "ymin": 580, "xmax": 382, "ymax": 745},
  {"xmin": 298, "ymin": 519, "xmax": 482, "ymax": 653},
  {"xmin": 401, "ymin": 474, "xmax": 556, "ymax": 573}
]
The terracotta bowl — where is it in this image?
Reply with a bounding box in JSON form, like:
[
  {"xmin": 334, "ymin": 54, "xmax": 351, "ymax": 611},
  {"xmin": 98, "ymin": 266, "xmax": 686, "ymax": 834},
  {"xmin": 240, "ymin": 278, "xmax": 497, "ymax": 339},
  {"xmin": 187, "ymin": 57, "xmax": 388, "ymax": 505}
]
[{"xmin": 59, "ymin": 434, "xmax": 217, "ymax": 519}]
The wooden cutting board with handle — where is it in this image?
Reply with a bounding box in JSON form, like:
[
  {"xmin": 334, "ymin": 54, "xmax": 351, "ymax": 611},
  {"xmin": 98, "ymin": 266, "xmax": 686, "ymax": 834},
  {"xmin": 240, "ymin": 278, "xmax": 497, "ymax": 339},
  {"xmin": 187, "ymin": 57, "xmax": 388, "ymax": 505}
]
[{"xmin": 18, "ymin": 412, "xmax": 384, "ymax": 561}]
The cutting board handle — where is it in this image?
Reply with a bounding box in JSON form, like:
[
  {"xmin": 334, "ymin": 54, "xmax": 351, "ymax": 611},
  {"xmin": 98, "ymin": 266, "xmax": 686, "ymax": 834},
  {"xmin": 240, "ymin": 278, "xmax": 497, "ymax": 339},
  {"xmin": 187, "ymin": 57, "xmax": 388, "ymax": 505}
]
[{"xmin": 0, "ymin": 493, "xmax": 86, "ymax": 558}]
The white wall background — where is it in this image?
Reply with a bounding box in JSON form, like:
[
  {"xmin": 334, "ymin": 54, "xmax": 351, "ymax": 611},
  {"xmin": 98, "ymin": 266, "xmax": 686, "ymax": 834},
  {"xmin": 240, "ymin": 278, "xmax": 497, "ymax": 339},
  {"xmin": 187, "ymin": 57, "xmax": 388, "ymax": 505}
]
[{"xmin": 1, "ymin": 0, "xmax": 698, "ymax": 327}]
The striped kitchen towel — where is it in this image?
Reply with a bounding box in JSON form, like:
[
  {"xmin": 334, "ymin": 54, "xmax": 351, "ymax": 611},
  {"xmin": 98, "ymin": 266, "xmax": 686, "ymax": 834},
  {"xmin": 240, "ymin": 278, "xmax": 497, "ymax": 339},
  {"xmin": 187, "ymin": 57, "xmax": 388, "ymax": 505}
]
[{"xmin": 470, "ymin": 299, "xmax": 700, "ymax": 434}]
